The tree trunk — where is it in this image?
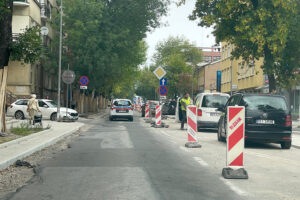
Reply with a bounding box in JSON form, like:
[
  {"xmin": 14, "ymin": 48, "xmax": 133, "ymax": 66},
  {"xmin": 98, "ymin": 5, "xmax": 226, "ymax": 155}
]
[
  {"xmin": 268, "ymin": 73, "xmax": 276, "ymax": 93},
  {"xmin": 264, "ymin": 45, "xmax": 276, "ymax": 93}
]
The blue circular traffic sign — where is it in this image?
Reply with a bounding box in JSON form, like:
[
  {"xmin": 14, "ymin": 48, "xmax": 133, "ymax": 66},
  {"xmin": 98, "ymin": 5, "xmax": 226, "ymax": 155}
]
[
  {"xmin": 79, "ymin": 76, "xmax": 89, "ymax": 86},
  {"xmin": 159, "ymin": 86, "xmax": 168, "ymax": 96}
]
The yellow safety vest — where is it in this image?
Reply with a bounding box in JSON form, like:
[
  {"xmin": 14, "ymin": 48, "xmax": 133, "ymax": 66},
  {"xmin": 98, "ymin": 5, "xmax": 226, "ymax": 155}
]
[{"xmin": 180, "ymin": 97, "xmax": 191, "ymax": 111}]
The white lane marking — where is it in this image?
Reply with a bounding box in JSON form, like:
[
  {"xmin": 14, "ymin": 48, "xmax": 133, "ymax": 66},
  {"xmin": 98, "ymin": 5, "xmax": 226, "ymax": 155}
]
[
  {"xmin": 180, "ymin": 146, "xmax": 189, "ymax": 152},
  {"xmin": 220, "ymin": 178, "xmax": 248, "ymax": 196},
  {"xmin": 193, "ymin": 157, "xmax": 209, "ymax": 167}
]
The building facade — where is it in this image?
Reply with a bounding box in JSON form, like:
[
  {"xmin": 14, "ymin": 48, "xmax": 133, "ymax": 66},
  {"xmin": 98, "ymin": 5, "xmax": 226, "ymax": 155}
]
[
  {"xmin": 198, "ymin": 46, "xmax": 221, "ymax": 63},
  {"xmin": 7, "ymin": 0, "xmax": 57, "ymax": 102}
]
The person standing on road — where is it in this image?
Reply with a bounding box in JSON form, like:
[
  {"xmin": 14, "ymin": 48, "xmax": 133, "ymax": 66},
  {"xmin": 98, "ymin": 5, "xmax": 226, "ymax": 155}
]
[
  {"xmin": 27, "ymin": 94, "xmax": 40, "ymax": 125},
  {"xmin": 180, "ymin": 92, "xmax": 191, "ymax": 130}
]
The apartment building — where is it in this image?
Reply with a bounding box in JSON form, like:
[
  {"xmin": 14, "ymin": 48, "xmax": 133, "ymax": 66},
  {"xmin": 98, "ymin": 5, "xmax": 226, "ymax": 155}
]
[
  {"xmin": 219, "ymin": 42, "xmax": 265, "ymax": 93},
  {"xmin": 7, "ymin": 0, "xmax": 57, "ymax": 101},
  {"xmin": 198, "ymin": 46, "xmax": 221, "ymax": 63}
]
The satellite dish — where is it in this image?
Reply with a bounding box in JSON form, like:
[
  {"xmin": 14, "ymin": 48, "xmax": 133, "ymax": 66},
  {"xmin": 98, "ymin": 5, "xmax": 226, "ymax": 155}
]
[{"xmin": 40, "ymin": 26, "xmax": 49, "ymax": 36}]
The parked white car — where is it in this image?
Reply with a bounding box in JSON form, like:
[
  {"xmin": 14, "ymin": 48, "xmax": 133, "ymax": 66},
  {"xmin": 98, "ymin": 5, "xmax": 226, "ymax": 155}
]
[
  {"xmin": 109, "ymin": 99, "xmax": 133, "ymax": 121},
  {"xmin": 7, "ymin": 99, "xmax": 79, "ymax": 121},
  {"xmin": 194, "ymin": 92, "xmax": 230, "ymax": 129}
]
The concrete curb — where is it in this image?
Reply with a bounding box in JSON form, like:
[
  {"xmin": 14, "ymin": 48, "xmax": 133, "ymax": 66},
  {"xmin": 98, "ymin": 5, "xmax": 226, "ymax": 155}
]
[
  {"xmin": 0, "ymin": 123, "xmax": 84, "ymax": 171},
  {"xmin": 0, "ymin": 128, "xmax": 53, "ymax": 149}
]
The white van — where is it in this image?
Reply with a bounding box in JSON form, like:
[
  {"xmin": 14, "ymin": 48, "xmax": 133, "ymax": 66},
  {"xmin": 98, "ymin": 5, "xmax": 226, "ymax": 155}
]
[{"xmin": 195, "ymin": 93, "xmax": 230, "ymax": 130}]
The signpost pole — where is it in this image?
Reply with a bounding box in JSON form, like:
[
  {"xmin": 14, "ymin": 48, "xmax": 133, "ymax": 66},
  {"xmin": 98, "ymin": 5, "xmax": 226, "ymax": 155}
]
[{"xmin": 57, "ymin": 0, "xmax": 63, "ymax": 121}]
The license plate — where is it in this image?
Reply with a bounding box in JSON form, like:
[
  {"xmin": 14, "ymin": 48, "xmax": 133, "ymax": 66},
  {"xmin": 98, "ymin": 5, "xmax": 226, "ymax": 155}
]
[
  {"xmin": 117, "ymin": 110, "xmax": 127, "ymax": 113},
  {"xmin": 210, "ymin": 112, "xmax": 220, "ymax": 117},
  {"xmin": 256, "ymin": 120, "xmax": 274, "ymax": 124}
]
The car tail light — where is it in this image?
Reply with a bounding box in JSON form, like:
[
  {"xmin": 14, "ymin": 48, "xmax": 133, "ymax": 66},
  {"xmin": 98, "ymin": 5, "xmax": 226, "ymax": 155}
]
[
  {"xmin": 9, "ymin": 105, "xmax": 13, "ymax": 108},
  {"xmin": 110, "ymin": 106, "xmax": 115, "ymax": 110},
  {"xmin": 285, "ymin": 115, "xmax": 292, "ymax": 127},
  {"xmin": 197, "ymin": 109, "xmax": 202, "ymax": 116}
]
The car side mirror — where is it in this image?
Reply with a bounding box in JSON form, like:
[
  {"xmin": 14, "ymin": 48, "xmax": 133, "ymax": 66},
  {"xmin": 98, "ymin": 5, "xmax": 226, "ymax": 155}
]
[{"xmin": 43, "ymin": 105, "xmax": 49, "ymax": 108}]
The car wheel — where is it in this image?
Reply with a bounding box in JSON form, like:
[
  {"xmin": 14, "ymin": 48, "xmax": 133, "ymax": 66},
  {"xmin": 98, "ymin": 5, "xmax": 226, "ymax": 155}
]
[
  {"xmin": 109, "ymin": 116, "xmax": 113, "ymax": 121},
  {"xmin": 50, "ymin": 113, "xmax": 57, "ymax": 121},
  {"xmin": 129, "ymin": 117, "xmax": 133, "ymax": 121},
  {"xmin": 217, "ymin": 123, "xmax": 225, "ymax": 142},
  {"xmin": 15, "ymin": 111, "xmax": 24, "ymax": 120},
  {"xmin": 281, "ymin": 141, "xmax": 291, "ymax": 149}
]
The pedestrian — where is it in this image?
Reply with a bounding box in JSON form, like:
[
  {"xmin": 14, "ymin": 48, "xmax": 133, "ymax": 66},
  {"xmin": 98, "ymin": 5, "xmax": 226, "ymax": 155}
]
[
  {"xmin": 27, "ymin": 94, "xmax": 40, "ymax": 125},
  {"xmin": 180, "ymin": 92, "xmax": 191, "ymax": 130}
]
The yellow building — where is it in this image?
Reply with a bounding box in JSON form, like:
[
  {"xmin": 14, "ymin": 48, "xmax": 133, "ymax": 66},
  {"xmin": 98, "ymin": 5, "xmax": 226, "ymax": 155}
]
[
  {"xmin": 220, "ymin": 42, "xmax": 266, "ymax": 93},
  {"xmin": 7, "ymin": 0, "xmax": 56, "ymax": 100}
]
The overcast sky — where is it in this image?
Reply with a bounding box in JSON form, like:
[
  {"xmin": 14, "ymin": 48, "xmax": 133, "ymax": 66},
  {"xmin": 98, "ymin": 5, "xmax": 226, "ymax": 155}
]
[{"xmin": 145, "ymin": 0, "xmax": 216, "ymax": 64}]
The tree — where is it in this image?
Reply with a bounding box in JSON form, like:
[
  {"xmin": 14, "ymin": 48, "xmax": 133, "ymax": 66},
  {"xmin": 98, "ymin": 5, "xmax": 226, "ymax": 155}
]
[
  {"xmin": 189, "ymin": 0, "xmax": 300, "ymax": 92},
  {"xmin": 0, "ymin": 0, "xmax": 42, "ymax": 131},
  {"xmin": 153, "ymin": 36, "xmax": 202, "ymax": 98},
  {"xmin": 44, "ymin": 0, "xmax": 170, "ymax": 98}
]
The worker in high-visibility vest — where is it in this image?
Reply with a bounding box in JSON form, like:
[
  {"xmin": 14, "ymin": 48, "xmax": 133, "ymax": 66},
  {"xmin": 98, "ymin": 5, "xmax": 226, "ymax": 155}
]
[{"xmin": 180, "ymin": 92, "xmax": 191, "ymax": 130}]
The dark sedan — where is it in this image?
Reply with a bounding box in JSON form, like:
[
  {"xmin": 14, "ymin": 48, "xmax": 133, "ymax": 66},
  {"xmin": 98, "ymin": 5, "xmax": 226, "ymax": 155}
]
[{"xmin": 217, "ymin": 94, "xmax": 292, "ymax": 149}]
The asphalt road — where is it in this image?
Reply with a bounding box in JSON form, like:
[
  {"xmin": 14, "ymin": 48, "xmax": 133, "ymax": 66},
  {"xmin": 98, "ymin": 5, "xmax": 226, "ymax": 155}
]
[{"xmin": 4, "ymin": 114, "xmax": 245, "ymax": 200}]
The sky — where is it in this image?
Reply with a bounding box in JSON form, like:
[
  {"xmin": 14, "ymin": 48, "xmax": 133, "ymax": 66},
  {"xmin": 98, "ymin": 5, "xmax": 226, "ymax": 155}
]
[{"xmin": 145, "ymin": 0, "xmax": 216, "ymax": 65}]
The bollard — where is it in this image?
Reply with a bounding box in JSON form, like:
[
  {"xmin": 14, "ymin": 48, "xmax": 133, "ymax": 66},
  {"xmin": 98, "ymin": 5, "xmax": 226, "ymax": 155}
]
[
  {"xmin": 222, "ymin": 106, "xmax": 248, "ymax": 179},
  {"xmin": 145, "ymin": 104, "xmax": 151, "ymax": 123},
  {"xmin": 185, "ymin": 105, "xmax": 201, "ymax": 148},
  {"xmin": 154, "ymin": 105, "xmax": 163, "ymax": 128}
]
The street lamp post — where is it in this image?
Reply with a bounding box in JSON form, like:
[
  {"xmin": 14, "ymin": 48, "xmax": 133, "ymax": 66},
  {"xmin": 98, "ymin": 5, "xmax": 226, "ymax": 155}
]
[
  {"xmin": 230, "ymin": 58, "xmax": 233, "ymax": 96},
  {"xmin": 57, "ymin": 0, "xmax": 63, "ymax": 121}
]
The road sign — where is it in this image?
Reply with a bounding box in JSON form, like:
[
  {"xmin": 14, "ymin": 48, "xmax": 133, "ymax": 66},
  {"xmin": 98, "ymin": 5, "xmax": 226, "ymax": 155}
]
[
  {"xmin": 160, "ymin": 78, "xmax": 167, "ymax": 86},
  {"xmin": 232, "ymin": 85, "xmax": 238, "ymax": 90},
  {"xmin": 40, "ymin": 26, "xmax": 49, "ymax": 36},
  {"xmin": 80, "ymin": 86, "xmax": 87, "ymax": 90},
  {"xmin": 153, "ymin": 66, "xmax": 166, "ymax": 80},
  {"xmin": 159, "ymin": 85, "xmax": 168, "ymax": 96},
  {"xmin": 160, "ymin": 96, "xmax": 167, "ymax": 99},
  {"xmin": 216, "ymin": 71, "xmax": 221, "ymax": 92},
  {"xmin": 62, "ymin": 70, "xmax": 75, "ymax": 84},
  {"xmin": 79, "ymin": 76, "xmax": 89, "ymax": 86}
]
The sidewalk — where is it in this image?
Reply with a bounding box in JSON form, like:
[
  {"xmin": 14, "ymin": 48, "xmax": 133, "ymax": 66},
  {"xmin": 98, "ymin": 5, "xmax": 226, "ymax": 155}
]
[
  {"xmin": 292, "ymin": 120, "xmax": 300, "ymax": 128},
  {"xmin": 0, "ymin": 120, "xmax": 84, "ymax": 170}
]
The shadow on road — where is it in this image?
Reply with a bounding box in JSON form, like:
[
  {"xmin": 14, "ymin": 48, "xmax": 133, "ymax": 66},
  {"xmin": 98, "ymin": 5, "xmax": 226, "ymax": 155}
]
[{"xmin": 245, "ymin": 141, "xmax": 281, "ymax": 150}]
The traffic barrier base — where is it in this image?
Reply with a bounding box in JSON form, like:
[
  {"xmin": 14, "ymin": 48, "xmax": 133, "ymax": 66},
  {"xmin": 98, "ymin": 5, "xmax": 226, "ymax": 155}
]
[
  {"xmin": 185, "ymin": 142, "xmax": 202, "ymax": 148},
  {"xmin": 222, "ymin": 167, "xmax": 248, "ymax": 179}
]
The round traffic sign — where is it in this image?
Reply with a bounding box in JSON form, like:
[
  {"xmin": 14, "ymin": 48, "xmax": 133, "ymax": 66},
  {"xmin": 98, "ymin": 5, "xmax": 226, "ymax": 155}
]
[
  {"xmin": 159, "ymin": 86, "xmax": 168, "ymax": 96},
  {"xmin": 79, "ymin": 76, "xmax": 89, "ymax": 86},
  {"xmin": 62, "ymin": 70, "xmax": 75, "ymax": 84},
  {"xmin": 40, "ymin": 26, "xmax": 49, "ymax": 36}
]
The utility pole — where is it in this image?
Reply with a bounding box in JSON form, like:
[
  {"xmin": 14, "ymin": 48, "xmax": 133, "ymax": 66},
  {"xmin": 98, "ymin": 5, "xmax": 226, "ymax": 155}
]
[
  {"xmin": 57, "ymin": 0, "xmax": 63, "ymax": 121},
  {"xmin": 230, "ymin": 59, "xmax": 233, "ymax": 96}
]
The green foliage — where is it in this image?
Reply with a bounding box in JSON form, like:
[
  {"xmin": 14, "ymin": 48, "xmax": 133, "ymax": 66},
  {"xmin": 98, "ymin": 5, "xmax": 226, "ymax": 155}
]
[
  {"xmin": 9, "ymin": 26, "xmax": 42, "ymax": 64},
  {"xmin": 0, "ymin": 0, "xmax": 11, "ymax": 21},
  {"xmin": 136, "ymin": 36, "xmax": 203, "ymax": 99},
  {"xmin": 190, "ymin": 0, "xmax": 300, "ymax": 90},
  {"xmin": 44, "ymin": 0, "xmax": 170, "ymax": 97}
]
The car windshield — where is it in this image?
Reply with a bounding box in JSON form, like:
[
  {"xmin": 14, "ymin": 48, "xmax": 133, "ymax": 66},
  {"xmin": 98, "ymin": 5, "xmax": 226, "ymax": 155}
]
[
  {"xmin": 242, "ymin": 96, "xmax": 288, "ymax": 112},
  {"xmin": 201, "ymin": 95, "xmax": 229, "ymax": 108},
  {"xmin": 114, "ymin": 100, "xmax": 131, "ymax": 106},
  {"xmin": 45, "ymin": 101, "xmax": 58, "ymax": 108}
]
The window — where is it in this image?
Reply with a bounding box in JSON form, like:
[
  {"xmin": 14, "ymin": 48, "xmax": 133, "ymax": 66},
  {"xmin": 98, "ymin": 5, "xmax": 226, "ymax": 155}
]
[
  {"xmin": 238, "ymin": 63, "xmax": 242, "ymax": 80},
  {"xmin": 241, "ymin": 96, "xmax": 288, "ymax": 111},
  {"xmin": 38, "ymin": 100, "xmax": 47, "ymax": 107},
  {"xmin": 15, "ymin": 100, "xmax": 28, "ymax": 106},
  {"xmin": 114, "ymin": 100, "xmax": 132, "ymax": 106},
  {"xmin": 227, "ymin": 95, "xmax": 240, "ymax": 107},
  {"xmin": 201, "ymin": 95, "xmax": 229, "ymax": 108},
  {"xmin": 213, "ymin": 56, "xmax": 221, "ymax": 61}
]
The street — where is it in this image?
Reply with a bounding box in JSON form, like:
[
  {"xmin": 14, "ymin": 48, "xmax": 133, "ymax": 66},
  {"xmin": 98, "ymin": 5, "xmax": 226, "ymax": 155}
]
[{"xmin": 3, "ymin": 112, "xmax": 300, "ymax": 200}]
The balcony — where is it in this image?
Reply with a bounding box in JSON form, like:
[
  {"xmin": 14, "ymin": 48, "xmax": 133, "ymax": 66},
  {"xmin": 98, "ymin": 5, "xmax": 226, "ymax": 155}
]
[{"xmin": 13, "ymin": 0, "xmax": 29, "ymax": 7}]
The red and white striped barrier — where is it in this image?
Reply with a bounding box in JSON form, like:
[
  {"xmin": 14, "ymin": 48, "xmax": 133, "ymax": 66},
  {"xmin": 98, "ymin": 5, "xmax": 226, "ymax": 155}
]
[
  {"xmin": 155, "ymin": 105, "xmax": 161, "ymax": 126},
  {"xmin": 222, "ymin": 106, "xmax": 248, "ymax": 179},
  {"xmin": 145, "ymin": 104, "xmax": 150, "ymax": 119},
  {"xmin": 185, "ymin": 105, "xmax": 201, "ymax": 148},
  {"xmin": 187, "ymin": 105, "xmax": 197, "ymax": 142}
]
